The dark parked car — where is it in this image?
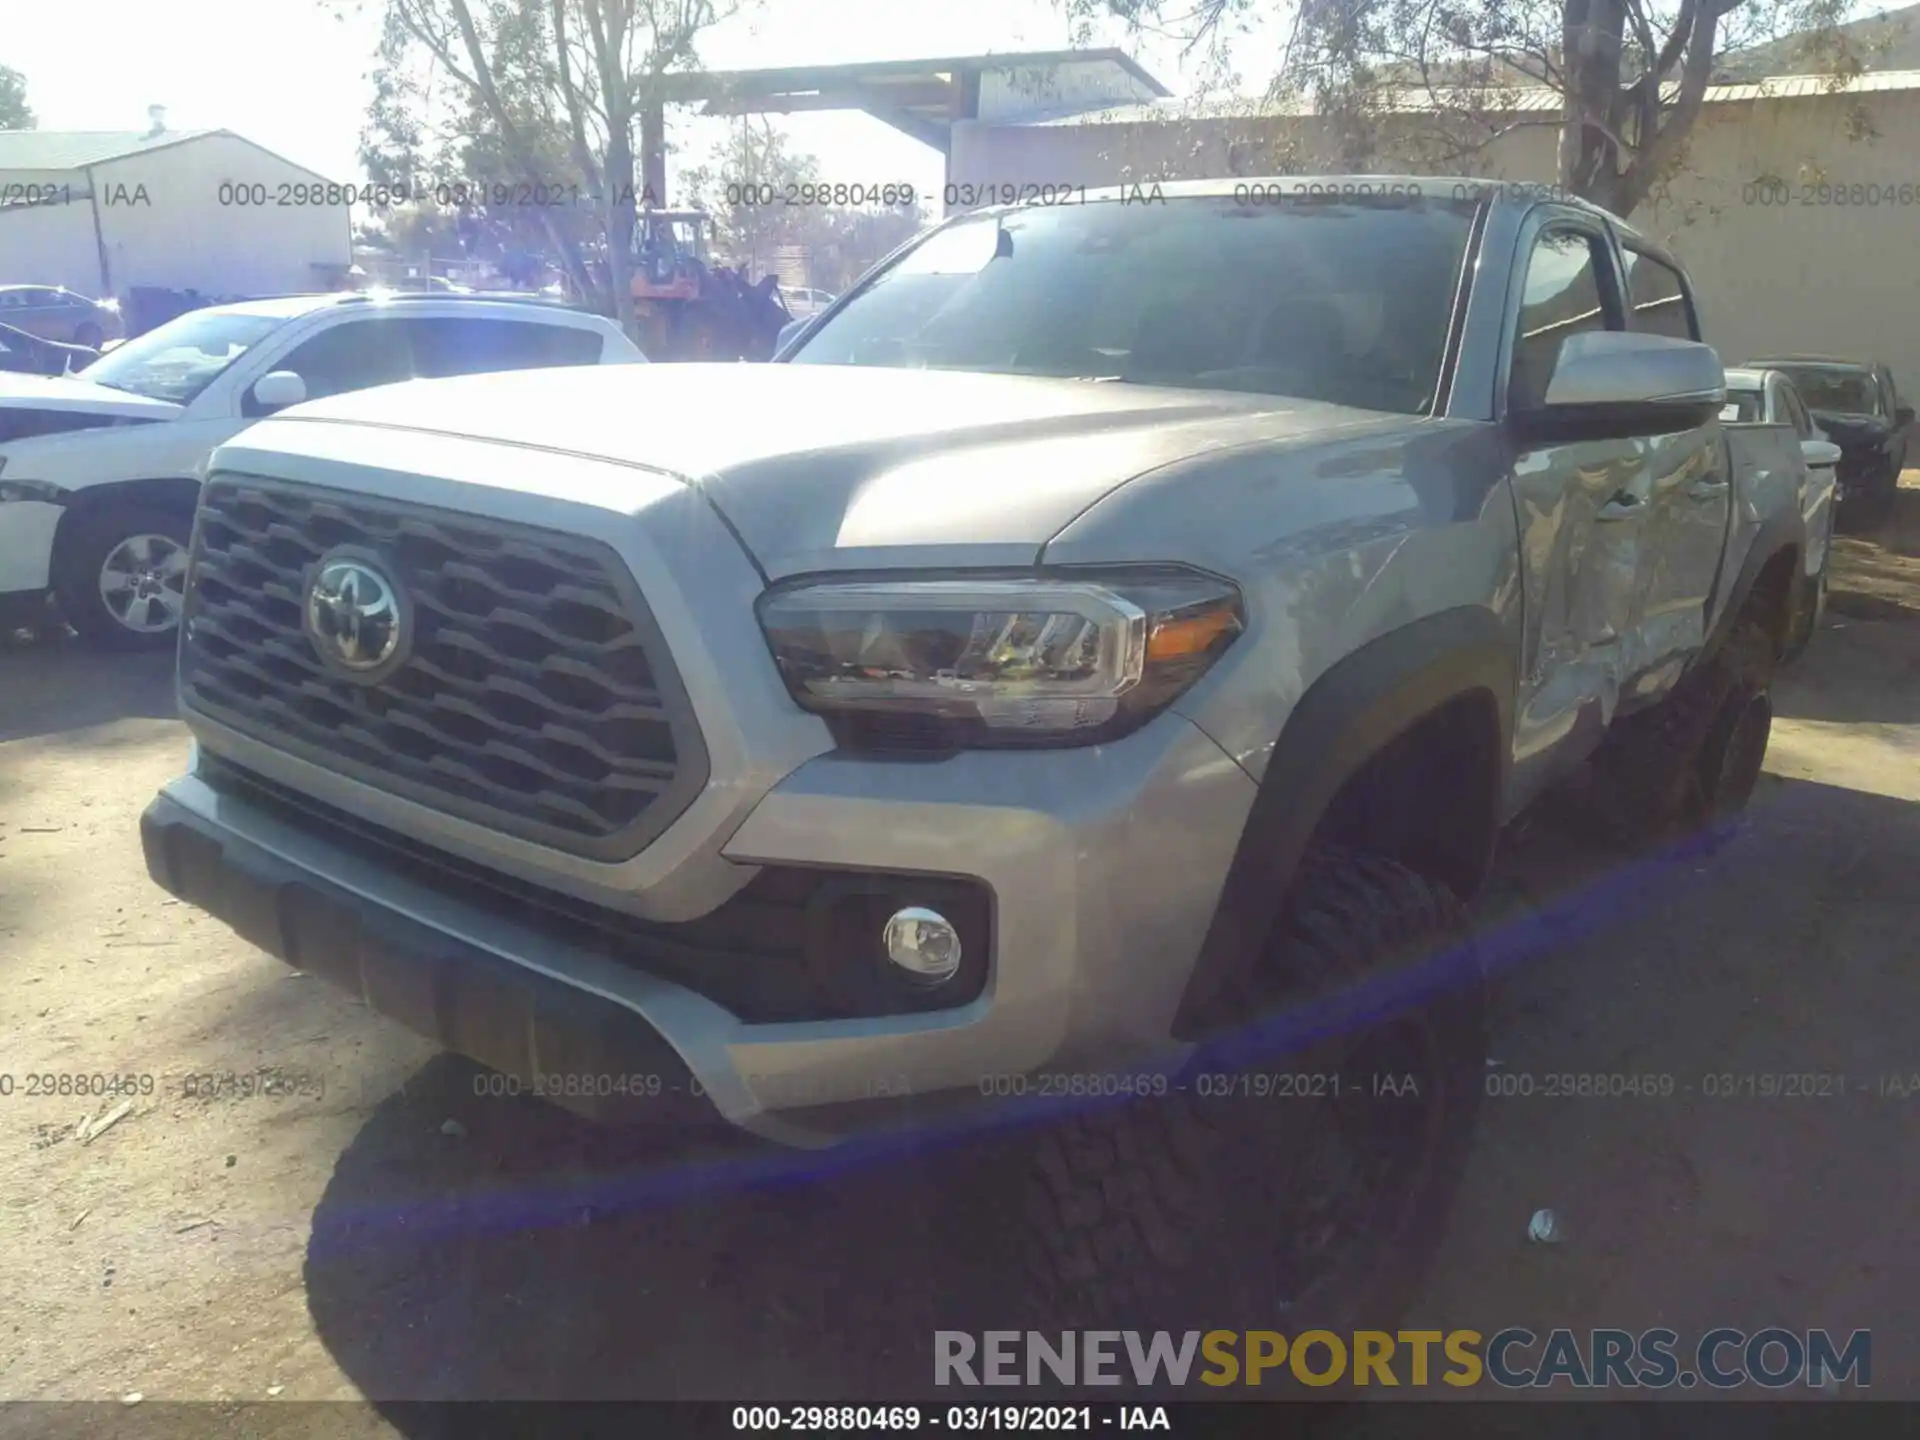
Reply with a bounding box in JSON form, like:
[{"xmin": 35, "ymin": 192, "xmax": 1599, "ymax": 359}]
[
  {"xmin": 0, "ymin": 321, "xmax": 99, "ymax": 375},
  {"xmin": 0, "ymin": 285, "xmax": 124, "ymax": 348},
  {"xmin": 1743, "ymin": 355, "xmax": 1913, "ymax": 524}
]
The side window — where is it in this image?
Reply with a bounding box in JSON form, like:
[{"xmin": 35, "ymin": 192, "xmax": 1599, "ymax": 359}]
[
  {"xmin": 0, "ymin": 293, "xmax": 23, "ymax": 310},
  {"xmin": 1620, "ymin": 249, "xmax": 1698, "ymax": 341},
  {"xmin": 403, "ymin": 317, "xmax": 604, "ymax": 378},
  {"xmin": 261, "ymin": 318, "xmax": 417, "ymax": 408},
  {"xmin": 1875, "ymin": 365, "xmax": 1899, "ymax": 415},
  {"xmin": 1509, "ymin": 228, "xmax": 1618, "ymax": 412}
]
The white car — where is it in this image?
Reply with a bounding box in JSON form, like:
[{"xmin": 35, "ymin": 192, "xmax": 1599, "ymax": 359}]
[
  {"xmin": 781, "ymin": 286, "xmax": 838, "ymax": 320},
  {"xmin": 0, "ymin": 293, "xmax": 644, "ymax": 648},
  {"xmin": 1722, "ymin": 365, "xmax": 1843, "ymax": 661}
]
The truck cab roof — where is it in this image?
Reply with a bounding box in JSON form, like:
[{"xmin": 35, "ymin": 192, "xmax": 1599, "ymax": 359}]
[{"xmin": 988, "ymin": 173, "xmax": 1682, "ymax": 270}]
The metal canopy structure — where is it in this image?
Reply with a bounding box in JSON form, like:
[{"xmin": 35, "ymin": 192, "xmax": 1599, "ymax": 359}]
[{"xmin": 656, "ymin": 49, "xmax": 1172, "ymax": 155}]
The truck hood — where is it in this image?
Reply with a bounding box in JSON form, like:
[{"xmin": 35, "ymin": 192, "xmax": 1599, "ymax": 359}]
[
  {"xmin": 0, "ymin": 370, "xmax": 184, "ymax": 419},
  {"xmin": 274, "ymin": 363, "xmax": 1412, "ymax": 577}
]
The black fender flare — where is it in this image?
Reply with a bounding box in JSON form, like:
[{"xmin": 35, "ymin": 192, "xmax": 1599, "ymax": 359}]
[
  {"xmin": 49, "ymin": 476, "xmax": 201, "ymax": 567},
  {"xmin": 1172, "ymin": 606, "xmax": 1513, "ymax": 1038},
  {"xmin": 1705, "ymin": 506, "xmax": 1802, "ymax": 662}
]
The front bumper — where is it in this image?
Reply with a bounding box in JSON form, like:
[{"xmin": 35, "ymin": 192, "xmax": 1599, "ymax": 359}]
[
  {"xmin": 143, "ymin": 792, "xmax": 724, "ymax": 1132},
  {"xmin": 144, "ymin": 713, "xmax": 1256, "ymax": 1148}
]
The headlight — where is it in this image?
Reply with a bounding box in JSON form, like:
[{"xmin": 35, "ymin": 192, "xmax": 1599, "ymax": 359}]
[{"xmin": 758, "ymin": 569, "xmax": 1244, "ymax": 749}]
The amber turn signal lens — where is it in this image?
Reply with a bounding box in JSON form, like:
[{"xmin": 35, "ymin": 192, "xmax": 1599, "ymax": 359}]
[{"xmin": 1146, "ymin": 604, "xmax": 1242, "ymax": 662}]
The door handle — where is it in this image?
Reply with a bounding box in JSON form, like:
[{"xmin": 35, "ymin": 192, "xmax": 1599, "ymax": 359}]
[
  {"xmin": 1687, "ymin": 478, "xmax": 1731, "ymax": 501},
  {"xmin": 1597, "ymin": 491, "xmax": 1646, "ymax": 521}
]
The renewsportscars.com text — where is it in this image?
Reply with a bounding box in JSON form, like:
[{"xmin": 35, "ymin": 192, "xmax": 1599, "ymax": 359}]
[{"xmin": 934, "ymin": 1328, "xmax": 1871, "ymax": 1389}]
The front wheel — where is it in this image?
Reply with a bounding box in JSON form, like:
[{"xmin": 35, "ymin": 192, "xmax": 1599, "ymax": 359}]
[
  {"xmin": 54, "ymin": 503, "xmax": 193, "ymax": 651},
  {"xmin": 1013, "ymin": 846, "xmax": 1486, "ymax": 1337}
]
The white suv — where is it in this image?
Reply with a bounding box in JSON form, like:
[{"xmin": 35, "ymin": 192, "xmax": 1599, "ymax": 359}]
[
  {"xmin": 0, "ymin": 293, "xmax": 644, "ymax": 648},
  {"xmin": 781, "ymin": 286, "xmax": 837, "ymax": 319}
]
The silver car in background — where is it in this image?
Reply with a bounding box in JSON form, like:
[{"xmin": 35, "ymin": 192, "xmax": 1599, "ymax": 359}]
[
  {"xmin": 780, "ymin": 286, "xmax": 838, "ymax": 320},
  {"xmin": 1722, "ymin": 366, "xmax": 1842, "ymax": 660},
  {"xmin": 0, "ymin": 285, "xmax": 123, "ymax": 349}
]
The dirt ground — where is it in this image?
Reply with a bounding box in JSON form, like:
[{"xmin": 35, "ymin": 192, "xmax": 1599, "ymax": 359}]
[{"xmin": 2, "ymin": 479, "xmax": 1918, "ymax": 1428}]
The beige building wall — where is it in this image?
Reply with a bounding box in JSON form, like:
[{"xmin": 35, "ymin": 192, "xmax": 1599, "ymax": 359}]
[
  {"xmin": 1622, "ymin": 90, "xmax": 1920, "ymax": 399},
  {"xmin": 950, "ymin": 85, "xmax": 1920, "ymax": 397}
]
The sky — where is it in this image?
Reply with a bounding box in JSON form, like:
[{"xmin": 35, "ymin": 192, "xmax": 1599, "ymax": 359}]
[{"xmin": 4, "ymin": 0, "xmax": 1283, "ymax": 204}]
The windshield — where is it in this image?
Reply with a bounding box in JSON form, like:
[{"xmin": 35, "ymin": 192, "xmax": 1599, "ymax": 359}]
[
  {"xmin": 786, "ymin": 194, "xmax": 1477, "ymax": 416},
  {"xmin": 82, "ymin": 310, "xmax": 284, "ymax": 404},
  {"xmin": 1770, "ymin": 366, "xmax": 1879, "ymax": 416}
]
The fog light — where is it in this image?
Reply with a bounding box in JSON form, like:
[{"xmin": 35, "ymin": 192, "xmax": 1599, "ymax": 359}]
[{"xmin": 883, "ymin": 907, "xmax": 962, "ymax": 984}]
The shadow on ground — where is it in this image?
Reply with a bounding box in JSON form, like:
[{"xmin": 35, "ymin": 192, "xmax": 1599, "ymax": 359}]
[
  {"xmin": 0, "ymin": 628, "xmax": 177, "ymax": 743},
  {"xmin": 300, "ymin": 766, "xmax": 1920, "ymax": 1411},
  {"xmin": 302, "ymin": 1054, "xmax": 1022, "ymax": 1402}
]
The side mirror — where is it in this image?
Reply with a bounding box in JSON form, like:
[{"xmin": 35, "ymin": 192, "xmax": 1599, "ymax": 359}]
[
  {"xmin": 1510, "ymin": 331, "xmax": 1726, "ymax": 441},
  {"xmin": 249, "ymin": 371, "xmax": 308, "ymax": 413},
  {"xmin": 1897, "ymin": 404, "xmax": 1915, "ymax": 427},
  {"xmin": 1801, "ymin": 438, "xmax": 1843, "ymax": 469},
  {"xmin": 774, "ymin": 317, "xmax": 809, "ymax": 356}
]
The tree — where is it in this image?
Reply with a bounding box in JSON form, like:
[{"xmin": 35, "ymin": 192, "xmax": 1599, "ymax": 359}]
[
  {"xmin": 681, "ymin": 116, "xmax": 821, "ymax": 276},
  {"xmin": 0, "ymin": 65, "xmax": 35, "ymax": 129},
  {"xmin": 681, "ymin": 117, "xmax": 930, "ymax": 291},
  {"xmin": 1070, "ymin": 0, "xmax": 1875, "ymax": 215},
  {"xmin": 346, "ymin": 0, "xmax": 742, "ymax": 335}
]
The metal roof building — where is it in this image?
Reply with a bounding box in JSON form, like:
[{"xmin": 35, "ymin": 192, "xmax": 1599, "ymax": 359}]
[
  {"xmin": 661, "ymin": 49, "xmax": 1171, "ymax": 147},
  {"xmin": 0, "ymin": 126, "xmax": 349, "ymax": 300}
]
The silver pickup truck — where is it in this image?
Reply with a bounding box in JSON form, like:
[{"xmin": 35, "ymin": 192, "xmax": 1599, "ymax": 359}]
[{"xmin": 141, "ymin": 178, "xmax": 1812, "ymax": 1332}]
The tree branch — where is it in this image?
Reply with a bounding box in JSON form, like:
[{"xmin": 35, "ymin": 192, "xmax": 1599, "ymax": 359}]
[
  {"xmin": 551, "ymin": 0, "xmax": 605, "ymax": 192},
  {"xmin": 1620, "ymin": 0, "xmax": 1721, "ymax": 210},
  {"xmin": 1652, "ymin": 0, "xmax": 1695, "ymax": 77},
  {"xmin": 408, "ymin": 0, "xmax": 606, "ymax": 306}
]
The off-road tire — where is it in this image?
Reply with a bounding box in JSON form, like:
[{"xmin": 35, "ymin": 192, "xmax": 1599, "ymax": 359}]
[
  {"xmin": 1582, "ymin": 619, "xmax": 1774, "ymax": 845},
  {"xmin": 53, "ymin": 502, "xmax": 194, "ymax": 652},
  {"xmin": 1015, "ymin": 846, "xmax": 1486, "ymax": 1341}
]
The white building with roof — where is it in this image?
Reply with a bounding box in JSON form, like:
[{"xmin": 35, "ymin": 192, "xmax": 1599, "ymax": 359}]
[{"xmin": 0, "ymin": 122, "xmax": 351, "ymax": 300}]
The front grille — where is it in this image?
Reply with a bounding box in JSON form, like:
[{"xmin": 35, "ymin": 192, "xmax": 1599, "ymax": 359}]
[{"xmin": 181, "ymin": 476, "xmax": 708, "ymax": 862}]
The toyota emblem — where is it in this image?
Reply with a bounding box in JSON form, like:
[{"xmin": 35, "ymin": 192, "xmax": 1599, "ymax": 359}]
[{"xmin": 305, "ymin": 555, "xmax": 405, "ymax": 674}]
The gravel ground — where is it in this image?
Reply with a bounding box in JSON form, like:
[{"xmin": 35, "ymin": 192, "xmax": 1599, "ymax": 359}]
[{"xmin": 1, "ymin": 479, "xmax": 1916, "ymax": 1431}]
